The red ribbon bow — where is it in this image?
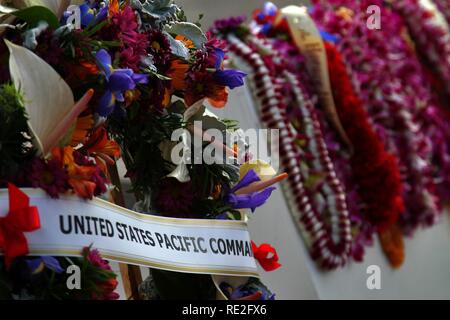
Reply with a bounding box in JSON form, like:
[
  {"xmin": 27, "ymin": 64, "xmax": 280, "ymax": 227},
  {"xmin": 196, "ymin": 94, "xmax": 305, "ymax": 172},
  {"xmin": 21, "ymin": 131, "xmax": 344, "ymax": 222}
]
[
  {"xmin": 0, "ymin": 184, "xmax": 41, "ymax": 268},
  {"xmin": 251, "ymin": 241, "xmax": 282, "ymax": 272}
]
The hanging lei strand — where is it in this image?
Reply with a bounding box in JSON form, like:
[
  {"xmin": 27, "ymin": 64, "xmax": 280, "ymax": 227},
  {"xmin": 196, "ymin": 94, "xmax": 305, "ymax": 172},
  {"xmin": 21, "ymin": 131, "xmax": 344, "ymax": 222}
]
[
  {"xmin": 247, "ymin": 4, "xmax": 406, "ymax": 265},
  {"xmin": 385, "ymin": 0, "xmax": 450, "ymax": 204},
  {"xmin": 225, "ymin": 33, "xmax": 352, "ymax": 269},
  {"xmin": 324, "ymin": 41, "xmax": 406, "ymax": 267},
  {"xmin": 249, "ymin": 34, "xmax": 352, "ymax": 252},
  {"xmin": 324, "ymin": 41, "xmax": 405, "ymax": 231},
  {"xmin": 433, "ymin": 0, "xmax": 450, "ymax": 27},
  {"xmin": 390, "ymin": 0, "xmax": 450, "ymax": 100},
  {"xmin": 311, "ymin": 0, "xmax": 442, "ymax": 234}
]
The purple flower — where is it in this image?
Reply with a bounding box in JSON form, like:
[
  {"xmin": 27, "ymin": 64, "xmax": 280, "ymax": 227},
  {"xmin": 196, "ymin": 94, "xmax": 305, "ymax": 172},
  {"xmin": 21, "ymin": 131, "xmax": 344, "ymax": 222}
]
[
  {"xmin": 27, "ymin": 256, "xmax": 64, "ymax": 274},
  {"xmin": 154, "ymin": 179, "xmax": 199, "ymax": 218},
  {"xmin": 210, "ymin": 15, "xmax": 247, "ymax": 34},
  {"xmin": 213, "ymin": 69, "xmax": 247, "ymax": 89},
  {"xmin": 96, "ymin": 49, "xmax": 148, "ymax": 117},
  {"xmin": 220, "ymin": 280, "xmax": 276, "ymax": 300},
  {"xmin": 213, "ymin": 49, "xmax": 247, "ymax": 89},
  {"xmin": 28, "ymin": 158, "xmax": 69, "ymax": 198},
  {"xmin": 63, "ymin": 2, "xmax": 107, "ymax": 28},
  {"xmin": 84, "ymin": 247, "xmax": 112, "ymax": 271},
  {"xmin": 225, "ymin": 170, "xmax": 275, "ymax": 212}
]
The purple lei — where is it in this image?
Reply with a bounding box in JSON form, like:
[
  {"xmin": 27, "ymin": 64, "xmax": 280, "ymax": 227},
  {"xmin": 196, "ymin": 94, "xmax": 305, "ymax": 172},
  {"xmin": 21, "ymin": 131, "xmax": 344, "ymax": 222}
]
[
  {"xmin": 311, "ymin": 0, "xmax": 450, "ymax": 233},
  {"xmin": 248, "ymin": 10, "xmax": 369, "ymax": 262}
]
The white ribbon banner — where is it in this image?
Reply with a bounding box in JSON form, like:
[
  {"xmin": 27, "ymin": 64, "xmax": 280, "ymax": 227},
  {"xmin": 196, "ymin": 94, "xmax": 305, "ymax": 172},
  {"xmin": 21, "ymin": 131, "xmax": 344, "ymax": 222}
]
[
  {"xmin": 281, "ymin": 5, "xmax": 352, "ymax": 150},
  {"xmin": 0, "ymin": 189, "xmax": 258, "ymax": 277}
]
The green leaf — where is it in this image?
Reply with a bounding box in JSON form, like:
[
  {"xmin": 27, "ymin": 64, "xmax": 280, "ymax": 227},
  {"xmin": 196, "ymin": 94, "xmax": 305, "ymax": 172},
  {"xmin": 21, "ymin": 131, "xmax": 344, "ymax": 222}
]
[
  {"xmin": 164, "ymin": 31, "xmax": 189, "ymax": 59},
  {"xmin": 12, "ymin": 5, "xmax": 59, "ymax": 29},
  {"xmin": 165, "ymin": 22, "xmax": 207, "ymax": 48}
]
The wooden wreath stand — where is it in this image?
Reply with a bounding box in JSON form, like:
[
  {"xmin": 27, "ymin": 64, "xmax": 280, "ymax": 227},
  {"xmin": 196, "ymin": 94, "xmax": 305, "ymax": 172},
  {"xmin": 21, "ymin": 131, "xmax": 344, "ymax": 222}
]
[{"xmin": 108, "ymin": 164, "xmax": 143, "ymax": 300}]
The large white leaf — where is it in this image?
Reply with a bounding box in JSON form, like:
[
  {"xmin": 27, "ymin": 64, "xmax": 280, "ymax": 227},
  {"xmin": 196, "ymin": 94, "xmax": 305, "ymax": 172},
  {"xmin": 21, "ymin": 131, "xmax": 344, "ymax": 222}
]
[{"xmin": 6, "ymin": 40, "xmax": 75, "ymax": 155}]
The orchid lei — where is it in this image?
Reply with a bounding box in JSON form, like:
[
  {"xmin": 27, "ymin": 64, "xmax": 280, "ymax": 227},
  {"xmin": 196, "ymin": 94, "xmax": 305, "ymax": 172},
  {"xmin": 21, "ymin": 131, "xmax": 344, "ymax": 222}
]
[
  {"xmin": 247, "ymin": 3, "xmax": 407, "ymax": 266},
  {"xmin": 311, "ymin": 0, "xmax": 447, "ymax": 234},
  {"xmin": 215, "ymin": 23, "xmax": 353, "ymax": 269},
  {"xmin": 390, "ymin": 0, "xmax": 450, "ymax": 99},
  {"xmin": 212, "ymin": 0, "xmax": 403, "ymax": 268},
  {"xmin": 434, "ymin": 0, "xmax": 450, "ymax": 27}
]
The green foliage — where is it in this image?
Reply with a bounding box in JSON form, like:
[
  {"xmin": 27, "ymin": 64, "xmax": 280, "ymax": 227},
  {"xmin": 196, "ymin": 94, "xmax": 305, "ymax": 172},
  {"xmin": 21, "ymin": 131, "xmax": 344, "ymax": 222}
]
[
  {"xmin": 189, "ymin": 161, "xmax": 240, "ymax": 199},
  {"xmin": 12, "ymin": 5, "xmax": 60, "ymax": 29},
  {"xmin": 0, "ymin": 253, "xmax": 117, "ymax": 300},
  {"xmin": 0, "ymin": 84, "xmax": 35, "ymax": 181},
  {"xmin": 165, "ymin": 21, "xmax": 207, "ymax": 48},
  {"xmin": 194, "ymin": 198, "xmax": 241, "ymax": 220},
  {"xmin": 131, "ymin": 0, "xmax": 181, "ymax": 29},
  {"xmin": 109, "ymin": 107, "xmax": 184, "ymax": 198}
]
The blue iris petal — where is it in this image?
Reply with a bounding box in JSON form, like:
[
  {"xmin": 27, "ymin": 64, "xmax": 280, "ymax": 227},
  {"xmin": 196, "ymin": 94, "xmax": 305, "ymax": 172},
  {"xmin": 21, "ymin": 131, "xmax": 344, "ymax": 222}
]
[
  {"xmin": 262, "ymin": 22, "xmax": 272, "ymax": 35},
  {"xmin": 257, "ymin": 12, "xmax": 266, "ymax": 20},
  {"xmin": 232, "ymin": 170, "xmax": 261, "ymax": 193},
  {"xmin": 95, "ymin": 49, "xmax": 148, "ymax": 116},
  {"xmin": 42, "ymin": 256, "xmax": 64, "ymax": 274},
  {"xmin": 109, "ymin": 71, "xmax": 136, "ymax": 92},
  {"xmin": 214, "ymin": 48, "xmax": 225, "ymax": 69},
  {"xmin": 226, "ymin": 170, "xmax": 276, "ymax": 212},
  {"xmin": 26, "ymin": 257, "xmax": 64, "ymax": 274},
  {"xmin": 132, "ymin": 73, "xmax": 149, "ymax": 85},
  {"xmin": 96, "ymin": 49, "xmax": 112, "ymax": 77},
  {"xmin": 264, "ymin": 2, "xmax": 278, "ymax": 16},
  {"xmin": 80, "ymin": 4, "xmax": 95, "ymax": 27},
  {"xmin": 114, "ymin": 91, "xmax": 125, "ymax": 102},
  {"xmin": 95, "ymin": 6, "xmax": 108, "ymax": 23},
  {"xmin": 97, "ymin": 90, "xmax": 116, "ymax": 117},
  {"xmin": 214, "ymin": 69, "xmax": 247, "ymax": 89},
  {"xmin": 26, "ymin": 259, "xmax": 44, "ymax": 273},
  {"xmin": 226, "ymin": 187, "xmax": 276, "ymax": 212}
]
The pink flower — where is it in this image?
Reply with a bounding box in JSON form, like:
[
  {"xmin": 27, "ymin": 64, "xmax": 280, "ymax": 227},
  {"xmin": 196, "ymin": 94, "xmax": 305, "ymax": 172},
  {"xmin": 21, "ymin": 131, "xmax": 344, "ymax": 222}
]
[
  {"xmin": 84, "ymin": 247, "xmax": 112, "ymax": 271},
  {"xmin": 28, "ymin": 158, "xmax": 69, "ymax": 198}
]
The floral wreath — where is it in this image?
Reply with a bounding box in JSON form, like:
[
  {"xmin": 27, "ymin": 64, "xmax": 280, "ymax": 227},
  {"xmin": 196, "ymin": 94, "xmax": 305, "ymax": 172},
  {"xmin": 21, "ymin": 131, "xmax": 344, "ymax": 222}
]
[{"xmin": 0, "ymin": 0, "xmax": 283, "ymax": 300}]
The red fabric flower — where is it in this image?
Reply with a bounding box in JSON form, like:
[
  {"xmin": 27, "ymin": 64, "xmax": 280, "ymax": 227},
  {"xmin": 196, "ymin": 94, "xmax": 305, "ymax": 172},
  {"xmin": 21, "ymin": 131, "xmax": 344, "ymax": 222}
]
[
  {"xmin": 0, "ymin": 184, "xmax": 41, "ymax": 268},
  {"xmin": 251, "ymin": 241, "xmax": 282, "ymax": 272}
]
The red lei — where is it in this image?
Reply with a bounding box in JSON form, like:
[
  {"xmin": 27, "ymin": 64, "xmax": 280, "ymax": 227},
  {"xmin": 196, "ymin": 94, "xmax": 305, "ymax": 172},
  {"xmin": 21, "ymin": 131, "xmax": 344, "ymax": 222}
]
[{"xmin": 325, "ymin": 42, "xmax": 405, "ymax": 231}]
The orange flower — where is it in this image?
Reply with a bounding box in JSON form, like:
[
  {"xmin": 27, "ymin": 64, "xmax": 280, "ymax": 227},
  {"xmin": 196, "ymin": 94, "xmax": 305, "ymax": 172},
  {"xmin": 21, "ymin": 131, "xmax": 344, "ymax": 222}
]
[
  {"xmin": 175, "ymin": 35, "xmax": 194, "ymax": 49},
  {"xmin": 207, "ymin": 86, "xmax": 229, "ymax": 108},
  {"xmin": 52, "ymin": 147, "xmax": 97, "ymax": 199},
  {"xmin": 84, "ymin": 127, "xmax": 121, "ymax": 173},
  {"xmin": 66, "ymin": 62, "xmax": 99, "ymax": 83},
  {"xmin": 378, "ymin": 224, "xmax": 405, "ymax": 269},
  {"xmin": 162, "ymin": 88, "xmax": 172, "ymax": 107},
  {"xmin": 125, "ymin": 89, "xmax": 141, "ymax": 107},
  {"xmin": 109, "ymin": 0, "xmax": 120, "ymax": 16},
  {"xmin": 185, "ymin": 84, "xmax": 229, "ymax": 108},
  {"xmin": 168, "ymin": 59, "xmax": 189, "ymax": 91},
  {"xmin": 71, "ymin": 115, "xmax": 94, "ymax": 146},
  {"xmin": 212, "ymin": 184, "xmax": 223, "ymax": 200},
  {"xmin": 183, "ymin": 72, "xmax": 230, "ymax": 108}
]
